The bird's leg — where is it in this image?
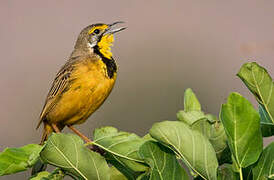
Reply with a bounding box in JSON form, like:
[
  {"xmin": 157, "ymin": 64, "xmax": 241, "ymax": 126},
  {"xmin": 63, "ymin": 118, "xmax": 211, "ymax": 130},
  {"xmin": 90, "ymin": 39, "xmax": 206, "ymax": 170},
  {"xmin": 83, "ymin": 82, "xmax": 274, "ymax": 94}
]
[
  {"xmin": 67, "ymin": 125, "xmax": 105, "ymax": 154},
  {"xmin": 52, "ymin": 124, "xmax": 61, "ymax": 133},
  {"xmin": 67, "ymin": 125, "xmax": 92, "ymax": 143}
]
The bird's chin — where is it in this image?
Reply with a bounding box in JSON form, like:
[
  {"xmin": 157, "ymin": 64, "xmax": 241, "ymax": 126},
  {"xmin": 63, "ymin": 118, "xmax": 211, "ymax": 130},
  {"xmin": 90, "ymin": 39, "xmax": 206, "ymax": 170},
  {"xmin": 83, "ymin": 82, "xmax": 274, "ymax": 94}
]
[{"xmin": 88, "ymin": 42, "xmax": 97, "ymax": 48}]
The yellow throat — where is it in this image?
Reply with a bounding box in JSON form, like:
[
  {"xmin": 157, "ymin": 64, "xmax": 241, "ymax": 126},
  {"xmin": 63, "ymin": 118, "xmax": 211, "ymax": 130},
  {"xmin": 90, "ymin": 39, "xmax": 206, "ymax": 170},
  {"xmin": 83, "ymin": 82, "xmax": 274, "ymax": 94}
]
[{"xmin": 97, "ymin": 34, "xmax": 114, "ymax": 59}]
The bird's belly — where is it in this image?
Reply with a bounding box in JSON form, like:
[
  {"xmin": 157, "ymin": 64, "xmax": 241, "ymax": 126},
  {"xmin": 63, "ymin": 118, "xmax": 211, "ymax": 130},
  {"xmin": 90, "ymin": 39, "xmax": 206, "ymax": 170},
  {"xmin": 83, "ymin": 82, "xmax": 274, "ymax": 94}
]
[{"xmin": 47, "ymin": 72, "xmax": 116, "ymax": 125}]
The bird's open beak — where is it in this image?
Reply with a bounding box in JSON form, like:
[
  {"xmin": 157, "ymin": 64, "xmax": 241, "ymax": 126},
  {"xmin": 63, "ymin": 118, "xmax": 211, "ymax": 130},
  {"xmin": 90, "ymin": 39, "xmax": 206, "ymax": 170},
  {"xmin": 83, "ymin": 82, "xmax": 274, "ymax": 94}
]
[{"xmin": 105, "ymin": 21, "xmax": 126, "ymax": 34}]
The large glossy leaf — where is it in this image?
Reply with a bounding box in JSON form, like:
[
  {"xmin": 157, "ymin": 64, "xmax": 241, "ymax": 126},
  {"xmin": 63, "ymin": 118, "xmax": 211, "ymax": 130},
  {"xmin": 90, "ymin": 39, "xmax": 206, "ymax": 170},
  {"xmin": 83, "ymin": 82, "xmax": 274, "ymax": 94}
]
[
  {"xmin": 220, "ymin": 92, "xmax": 263, "ymax": 168},
  {"xmin": 93, "ymin": 127, "xmax": 148, "ymax": 173},
  {"xmin": 184, "ymin": 88, "xmax": 201, "ymax": 112},
  {"xmin": 252, "ymin": 142, "xmax": 274, "ymax": 180},
  {"xmin": 237, "ymin": 62, "xmax": 274, "ymax": 123},
  {"xmin": 192, "ymin": 119, "xmax": 227, "ymax": 159},
  {"xmin": 0, "ymin": 144, "xmax": 42, "ymax": 176},
  {"xmin": 40, "ymin": 133, "xmax": 109, "ymax": 180},
  {"xmin": 259, "ymin": 104, "xmax": 274, "ymax": 137},
  {"xmin": 93, "ymin": 127, "xmax": 146, "ymax": 163},
  {"xmin": 139, "ymin": 141, "xmax": 189, "ymax": 180},
  {"xmin": 149, "ymin": 121, "xmax": 218, "ymax": 180},
  {"xmin": 92, "ymin": 127, "xmax": 148, "ymax": 179}
]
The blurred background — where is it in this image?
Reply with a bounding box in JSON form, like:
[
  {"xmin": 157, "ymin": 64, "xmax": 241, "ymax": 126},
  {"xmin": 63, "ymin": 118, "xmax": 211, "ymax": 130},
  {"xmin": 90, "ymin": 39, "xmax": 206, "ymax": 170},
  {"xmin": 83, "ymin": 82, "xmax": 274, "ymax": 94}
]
[{"xmin": 1, "ymin": 0, "xmax": 274, "ymax": 179}]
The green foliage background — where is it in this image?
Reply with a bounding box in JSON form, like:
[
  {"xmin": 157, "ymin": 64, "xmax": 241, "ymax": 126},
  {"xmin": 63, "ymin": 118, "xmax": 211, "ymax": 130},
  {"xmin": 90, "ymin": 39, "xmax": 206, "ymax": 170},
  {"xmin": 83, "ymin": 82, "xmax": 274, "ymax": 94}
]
[{"xmin": 0, "ymin": 62, "xmax": 273, "ymax": 180}]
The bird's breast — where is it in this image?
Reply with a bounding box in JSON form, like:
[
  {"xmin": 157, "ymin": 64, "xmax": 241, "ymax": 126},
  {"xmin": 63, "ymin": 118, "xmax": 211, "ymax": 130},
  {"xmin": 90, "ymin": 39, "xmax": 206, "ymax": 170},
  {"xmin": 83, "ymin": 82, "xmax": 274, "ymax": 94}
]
[{"xmin": 48, "ymin": 58, "xmax": 117, "ymax": 125}]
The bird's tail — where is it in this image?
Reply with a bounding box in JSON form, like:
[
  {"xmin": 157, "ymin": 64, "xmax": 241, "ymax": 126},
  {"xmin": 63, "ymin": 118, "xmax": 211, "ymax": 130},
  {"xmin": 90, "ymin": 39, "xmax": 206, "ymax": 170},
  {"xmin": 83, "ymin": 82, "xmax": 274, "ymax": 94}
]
[
  {"xmin": 32, "ymin": 122, "xmax": 52, "ymax": 176},
  {"xmin": 40, "ymin": 122, "xmax": 53, "ymax": 145}
]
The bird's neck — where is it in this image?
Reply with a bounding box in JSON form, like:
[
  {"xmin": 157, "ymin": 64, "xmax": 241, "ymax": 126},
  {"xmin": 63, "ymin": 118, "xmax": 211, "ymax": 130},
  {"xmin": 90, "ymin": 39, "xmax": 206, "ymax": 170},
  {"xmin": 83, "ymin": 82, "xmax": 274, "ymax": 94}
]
[{"xmin": 70, "ymin": 47, "xmax": 91, "ymax": 58}]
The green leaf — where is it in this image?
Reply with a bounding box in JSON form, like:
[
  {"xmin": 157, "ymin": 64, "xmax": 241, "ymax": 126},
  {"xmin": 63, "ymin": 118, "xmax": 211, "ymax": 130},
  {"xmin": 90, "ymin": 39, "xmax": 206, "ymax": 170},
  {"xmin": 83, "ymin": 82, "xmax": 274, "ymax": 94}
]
[
  {"xmin": 93, "ymin": 127, "xmax": 148, "ymax": 174},
  {"xmin": 106, "ymin": 151, "xmax": 148, "ymax": 180},
  {"xmin": 107, "ymin": 155, "xmax": 143, "ymax": 180},
  {"xmin": 149, "ymin": 121, "xmax": 218, "ymax": 180},
  {"xmin": 184, "ymin": 88, "xmax": 201, "ymax": 112},
  {"xmin": 177, "ymin": 88, "xmax": 205, "ymax": 125},
  {"xmin": 177, "ymin": 110, "xmax": 205, "ymax": 125},
  {"xmin": 40, "ymin": 133, "xmax": 109, "ymax": 180},
  {"xmin": 231, "ymin": 155, "xmax": 240, "ymax": 173},
  {"xmin": 29, "ymin": 169, "xmax": 65, "ymax": 180},
  {"xmin": 237, "ymin": 62, "xmax": 274, "ymax": 123},
  {"xmin": 259, "ymin": 104, "xmax": 274, "ymax": 137},
  {"xmin": 0, "ymin": 144, "xmax": 42, "ymax": 176},
  {"xmin": 217, "ymin": 164, "xmax": 238, "ymax": 180},
  {"xmin": 261, "ymin": 122, "xmax": 274, "ymax": 137},
  {"xmin": 110, "ymin": 166, "xmax": 127, "ymax": 180},
  {"xmin": 29, "ymin": 171, "xmax": 50, "ymax": 180},
  {"xmin": 205, "ymin": 114, "xmax": 219, "ymax": 123},
  {"xmin": 191, "ymin": 119, "xmax": 227, "ymax": 159},
  {"xmin": 220, "ymin": 92, "xmax": 263, "ymax": 168},
  {"xmin": 252, "ymin": 142, "xmax": 274, "ymax": 180},
  {"xmin": 178, "ymin": 90, "xmax": 228, "ymax": 160},
  {"xmin": 138, "ymin": 141, "xmax": 189, "ymax": 180},
  {"xmin": 142, "ymin": 134, "xmax": 155, "ymax": 141},
  {"xmin": 259, "ymin": 104, "xmax": 273, "ymax": 124}
]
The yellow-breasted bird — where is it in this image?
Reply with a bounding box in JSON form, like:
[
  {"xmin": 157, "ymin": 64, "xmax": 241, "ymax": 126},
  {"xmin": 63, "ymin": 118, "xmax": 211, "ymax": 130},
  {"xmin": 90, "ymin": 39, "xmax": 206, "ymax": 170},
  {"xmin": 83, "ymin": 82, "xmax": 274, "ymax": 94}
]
[{"xmin": 37, "ymin": 22, "xmax": 126, "ymax": 144}]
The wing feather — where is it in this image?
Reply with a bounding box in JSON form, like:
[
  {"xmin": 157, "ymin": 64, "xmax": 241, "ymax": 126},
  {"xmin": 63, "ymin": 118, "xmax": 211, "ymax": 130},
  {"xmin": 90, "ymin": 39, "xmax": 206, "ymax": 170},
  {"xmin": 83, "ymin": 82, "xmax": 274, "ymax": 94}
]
[{"xmin": 36, "ymin": 61, "xmax": 75, "ymax": 129}]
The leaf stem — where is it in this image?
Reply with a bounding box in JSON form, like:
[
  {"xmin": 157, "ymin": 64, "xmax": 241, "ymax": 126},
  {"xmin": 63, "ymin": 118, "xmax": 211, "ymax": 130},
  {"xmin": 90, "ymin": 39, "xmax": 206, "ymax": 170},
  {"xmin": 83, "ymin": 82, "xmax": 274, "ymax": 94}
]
[
  {"xmin": 84, "ymin": 142, "xmax": 94, "ymax": 146},
  {"xmin": 239, "ymin": 168, "xmax": 243, "ymax": 180}
]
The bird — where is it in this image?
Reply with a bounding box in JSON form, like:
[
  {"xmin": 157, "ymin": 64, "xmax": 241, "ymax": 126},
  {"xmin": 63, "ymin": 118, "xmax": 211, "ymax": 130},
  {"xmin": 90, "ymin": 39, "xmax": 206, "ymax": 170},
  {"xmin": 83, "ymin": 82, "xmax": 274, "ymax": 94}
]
[{"xmin": 37, "ymin": 22, "xmax": 126, "ymax": 144}]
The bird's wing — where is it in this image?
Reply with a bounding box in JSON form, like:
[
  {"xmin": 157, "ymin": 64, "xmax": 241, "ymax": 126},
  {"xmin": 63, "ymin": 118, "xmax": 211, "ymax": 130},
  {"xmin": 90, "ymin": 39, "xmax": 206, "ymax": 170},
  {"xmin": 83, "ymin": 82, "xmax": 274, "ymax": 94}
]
[{"xmin": 36, "ymin": 59, "xmax": 76, "ymax": 129}]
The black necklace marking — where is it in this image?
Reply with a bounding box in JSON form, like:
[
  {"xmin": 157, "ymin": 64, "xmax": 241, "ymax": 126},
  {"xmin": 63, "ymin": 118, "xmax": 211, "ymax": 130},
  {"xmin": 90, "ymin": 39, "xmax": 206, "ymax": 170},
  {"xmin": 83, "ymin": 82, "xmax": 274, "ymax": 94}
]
[{"xmin": 94, "ymin": 45, "xmax": 117, "ymax": 79}]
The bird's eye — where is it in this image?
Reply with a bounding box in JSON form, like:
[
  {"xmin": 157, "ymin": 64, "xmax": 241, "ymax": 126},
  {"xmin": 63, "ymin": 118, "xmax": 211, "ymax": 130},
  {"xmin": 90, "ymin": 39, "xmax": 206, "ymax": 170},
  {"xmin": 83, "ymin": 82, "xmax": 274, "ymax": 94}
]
[{"xmin": 94, "ymin": 29, "xmax": 100, "ymax": 34}]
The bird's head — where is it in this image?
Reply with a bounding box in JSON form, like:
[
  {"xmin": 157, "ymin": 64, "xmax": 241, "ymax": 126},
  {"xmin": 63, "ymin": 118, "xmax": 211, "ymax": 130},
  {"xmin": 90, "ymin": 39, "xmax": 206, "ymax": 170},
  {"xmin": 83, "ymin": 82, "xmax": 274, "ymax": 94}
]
[{"xmin": 74, "ymin": 22, "xmax": 126, "ymax": 59}]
